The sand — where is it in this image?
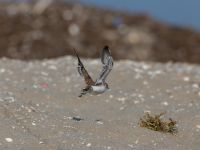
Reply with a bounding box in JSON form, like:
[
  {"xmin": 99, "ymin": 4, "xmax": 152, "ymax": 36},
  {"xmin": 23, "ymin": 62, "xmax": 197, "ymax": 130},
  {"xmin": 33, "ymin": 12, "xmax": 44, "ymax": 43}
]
[{"xmin": 0, "ymin": 56, "xmax": 200, "ymax": 149}]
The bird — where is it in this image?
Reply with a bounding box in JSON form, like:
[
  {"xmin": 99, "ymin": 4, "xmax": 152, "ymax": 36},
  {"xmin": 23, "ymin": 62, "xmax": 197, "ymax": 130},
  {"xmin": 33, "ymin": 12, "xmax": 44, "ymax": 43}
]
[{"xmin": 74, "ymin": 46, "xmax": 114, "ymax": 97}]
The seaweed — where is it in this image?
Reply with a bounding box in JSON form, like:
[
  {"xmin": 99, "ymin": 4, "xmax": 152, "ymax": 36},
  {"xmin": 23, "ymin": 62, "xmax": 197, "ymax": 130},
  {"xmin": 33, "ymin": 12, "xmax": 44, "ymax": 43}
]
[{"xmin": 139, "ymin": 112, "xmax": 178, "ymax": 134}]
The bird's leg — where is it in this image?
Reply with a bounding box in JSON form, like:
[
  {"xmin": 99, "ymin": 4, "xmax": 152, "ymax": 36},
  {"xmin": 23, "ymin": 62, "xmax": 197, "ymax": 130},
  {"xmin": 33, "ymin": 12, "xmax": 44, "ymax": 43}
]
[
  {"xmin": 78, "ymin": 91, "xmax": 86, "ymax": 97},
  {"xmin": 78, "ymin": 86, "xmax": 90, "ymax": 97}
]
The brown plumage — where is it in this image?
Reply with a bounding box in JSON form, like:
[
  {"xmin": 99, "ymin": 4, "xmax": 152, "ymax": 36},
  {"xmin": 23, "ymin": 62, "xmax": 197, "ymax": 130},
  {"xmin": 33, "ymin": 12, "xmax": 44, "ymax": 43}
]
[{"xmin": 73, "ymin": 49, "xmax": 95, "ymax": 86}]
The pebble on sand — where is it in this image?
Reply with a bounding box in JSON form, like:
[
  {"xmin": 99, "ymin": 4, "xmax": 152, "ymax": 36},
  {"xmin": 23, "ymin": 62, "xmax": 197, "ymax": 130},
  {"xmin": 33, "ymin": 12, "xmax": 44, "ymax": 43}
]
[
  {"xmin": 86, "ymin": 143, "xmax": 92, "ymax": 147},
  {"xmin": 196, "ymin": 125, "xmax": 200, "ymax": 129},
  {"xmin": 5, "ymin": 138, "xmax": 13, "ymax": 143}
]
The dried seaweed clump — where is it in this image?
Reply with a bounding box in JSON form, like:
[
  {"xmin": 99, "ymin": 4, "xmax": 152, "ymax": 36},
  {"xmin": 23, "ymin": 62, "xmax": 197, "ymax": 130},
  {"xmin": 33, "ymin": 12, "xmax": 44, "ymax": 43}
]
[{"xmin": 139, "ymin": 112, "xmax": 178, "ymax": 134}]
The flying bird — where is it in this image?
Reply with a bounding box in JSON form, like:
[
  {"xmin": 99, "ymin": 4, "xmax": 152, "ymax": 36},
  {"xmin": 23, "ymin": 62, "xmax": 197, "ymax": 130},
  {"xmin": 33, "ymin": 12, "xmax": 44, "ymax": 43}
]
[{"xmin": 74, "ymin": 46, "xmax": 113, "ymax": 97}]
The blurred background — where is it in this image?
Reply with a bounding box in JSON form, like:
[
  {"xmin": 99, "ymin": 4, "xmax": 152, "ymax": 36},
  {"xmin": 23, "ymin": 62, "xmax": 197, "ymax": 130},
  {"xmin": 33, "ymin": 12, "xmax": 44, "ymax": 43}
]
[{"xmin": 0, "ymin": 0, "xmax": 199, "ymax": 63}]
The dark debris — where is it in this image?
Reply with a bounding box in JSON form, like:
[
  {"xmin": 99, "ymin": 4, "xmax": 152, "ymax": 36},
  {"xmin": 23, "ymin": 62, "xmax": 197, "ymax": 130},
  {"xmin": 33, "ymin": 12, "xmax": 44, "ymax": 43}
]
[{"xmin": 72, "ymin": 116, "xmax": 84, "ymax": 121}]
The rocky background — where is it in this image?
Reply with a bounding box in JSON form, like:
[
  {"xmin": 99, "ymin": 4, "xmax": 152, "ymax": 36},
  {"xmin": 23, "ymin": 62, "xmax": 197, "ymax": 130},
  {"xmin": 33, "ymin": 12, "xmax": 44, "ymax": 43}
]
[{"xmin": 0, "ymin": 1, "xmax": 200, "ymax": 63}]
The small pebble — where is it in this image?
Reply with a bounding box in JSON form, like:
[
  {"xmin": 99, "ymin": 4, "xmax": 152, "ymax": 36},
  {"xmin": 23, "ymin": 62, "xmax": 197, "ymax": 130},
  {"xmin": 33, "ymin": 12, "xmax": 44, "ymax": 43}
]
[
  {"xmin": 33, "ymin": 84, "xmax": 38, "ymax": 89},
  {"xmin": 86, "ymin": 143, "xmax": 91, "ymax": 147},
  {"xmin": 134, "ymin": 139, "xmax": 139, "ymax": 144},
  {"xmin": 117, "ymin": 97, "xmax": 126, "ymax": 103},
  {"xmin": 96, "ymin": 121, "xmax": 104, "ymax": 125},
  {"xmin": 48, "ymin": 65, "xmax": 57, "ymax": 70},
  {"xmin": 183, "ymin": 77, "xmax": 190, "ymax": 82},
  {"xmin": 143, "ymin": 81, "xmax": 148, "ymax": 85},
  {"xmin": 39, "ymin": 141, "xmax": 44, "ymax": 144},
  {"xmin": 0, "ymin": 68, "xmax": 5, "ymax": 73},
  {"xmin": 161, "ymin": 101, "xmax": 169, "ymax": 106},
  {"xmin": 134, "ymin": 100, "xmax": 139, "ymax": 104},
  {"xmin": 41, "ymin": 71, "xmax": 48, "ymax": 76},
  {"xmin": 144, "ymin": 110, "xmax": 151, "ymax": 113},
  {"xmin": 128, "ymin": 144, "xmax": 134, "ymax": 148},
  {"xmin": 5, "ymin": 138, "xmax": 13, "ymax": 143},
  {"xmin": 196, "ymin": 125, "xmax": 200, "ymax": 129},
  {"xmin": 151, "ymin": 95, "xmax": 155, "ymax": 99},
  {"xmin": 192, "ymin": 84, "xmax": 199, "ymax": 88},
  {"xmin": 120, "ymin": 107, "xmax": 125, "ymax": 110},
  {"xmin": 32, "ymin": 122, "xmax": 36, "ymax": 126}
]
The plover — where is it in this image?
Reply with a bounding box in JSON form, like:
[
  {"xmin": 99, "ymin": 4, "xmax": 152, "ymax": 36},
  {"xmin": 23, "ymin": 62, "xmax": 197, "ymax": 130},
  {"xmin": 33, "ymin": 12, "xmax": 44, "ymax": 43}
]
[{"xmin": 74, "ymin": 46, "xmax": 114, "ymax": 97}]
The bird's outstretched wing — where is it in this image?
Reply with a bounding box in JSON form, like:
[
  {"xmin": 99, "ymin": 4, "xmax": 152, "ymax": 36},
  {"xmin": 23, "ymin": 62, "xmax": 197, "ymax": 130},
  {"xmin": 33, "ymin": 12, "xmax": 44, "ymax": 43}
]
[
  {"xmin": 95, "ymin": 46, "xmax": 113, "ymax": 84},
  {"xmin": 74, "ymin": 49, "xmax": 94, "ymax": 86}
]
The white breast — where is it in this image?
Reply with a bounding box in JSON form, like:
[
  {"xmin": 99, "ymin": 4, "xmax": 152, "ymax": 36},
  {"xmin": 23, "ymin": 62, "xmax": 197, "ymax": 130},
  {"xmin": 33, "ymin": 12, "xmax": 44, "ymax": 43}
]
[{"xmin": 91, "ymin": 85, "xmax": 107, "ymax": 93}]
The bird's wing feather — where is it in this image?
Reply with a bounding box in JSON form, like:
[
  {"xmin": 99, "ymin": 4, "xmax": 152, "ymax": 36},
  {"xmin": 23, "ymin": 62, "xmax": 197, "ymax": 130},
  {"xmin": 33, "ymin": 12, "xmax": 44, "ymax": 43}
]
[
  {"xmin": 95, "ymin": 46, "xmax": 113, "ymax": 84},
  {"xmin": 74, "ymin": 49, "xmax": 94, "ymax": 86}
]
